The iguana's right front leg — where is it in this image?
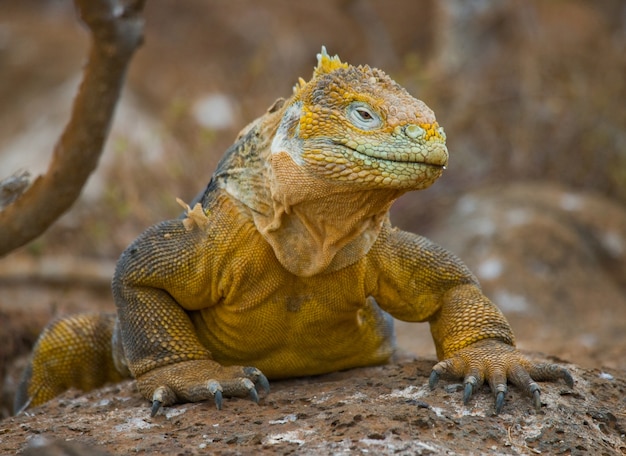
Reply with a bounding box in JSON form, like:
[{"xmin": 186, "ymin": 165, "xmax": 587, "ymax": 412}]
[
  {"xmin": 113, "ymin": 221, "xmax": 269, "ymax": 416},
  {"xmin": 114, "ymin": 285, "xmax": 269, "ymax": 416}
]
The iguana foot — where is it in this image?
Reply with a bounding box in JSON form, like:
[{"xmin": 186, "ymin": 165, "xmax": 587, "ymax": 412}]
[
  {"xmin": 137, "ymin": 361, "xmax": 270, "ymax": 417},
  {"xmin": 428, "ymin": 339, "xmax": 574, "ymax": 414}
]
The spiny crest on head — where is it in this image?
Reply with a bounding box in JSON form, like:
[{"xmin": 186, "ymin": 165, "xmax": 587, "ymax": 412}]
[
  {"xmin": 314, "ymin": 46, "xmax": 348, "ymax": 76},
  {"xmin": 293, "ymin": 46, "xmax": 349, "ymax": 95}
]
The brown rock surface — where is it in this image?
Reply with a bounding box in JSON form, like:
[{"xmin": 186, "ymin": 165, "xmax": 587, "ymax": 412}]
[{"xmin": 2, "ymin": 360, "xmax": 625, "ymax": 455}]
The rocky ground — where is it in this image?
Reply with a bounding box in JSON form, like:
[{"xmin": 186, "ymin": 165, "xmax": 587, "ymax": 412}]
[{"xmin": 2, "ymin": 359, "xmax": 625, "ymax": 455}]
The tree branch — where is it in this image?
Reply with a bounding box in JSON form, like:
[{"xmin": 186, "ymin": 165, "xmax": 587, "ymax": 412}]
[{"xmin": 0, "ymin": 0, "xmax": 146, "ymax": 257}]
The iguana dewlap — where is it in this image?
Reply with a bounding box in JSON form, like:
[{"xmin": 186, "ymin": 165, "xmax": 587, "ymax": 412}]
[{"xmin": 16, "ymin": 48, "xmax": 572, "ymax": 416}]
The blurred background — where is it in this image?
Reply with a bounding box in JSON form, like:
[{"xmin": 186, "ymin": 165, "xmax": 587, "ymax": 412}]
[{"xmin": 1, "ymin": 0, "xmax": 625, "ymax": 418}]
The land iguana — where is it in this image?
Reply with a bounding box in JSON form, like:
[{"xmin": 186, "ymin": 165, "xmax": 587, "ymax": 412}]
[{"xmin": 15, "ymin": 48, "xmax": 573, "ymax": 416}]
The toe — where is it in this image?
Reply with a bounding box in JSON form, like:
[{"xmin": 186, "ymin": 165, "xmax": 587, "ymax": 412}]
[
  {"xmin": 526, "ymin": 363, "xmax": 574, "ymax": 388},
  {"xmin": 509, "ymin": 364, "xmax": 542, "ymax": 410},
  {"xmin": 429, "ymin": 357, "xmax": 468, "ymax": 390},
  {"xmin": 150, "ymin": 385, "xmax": 176, "ymax": 417}
]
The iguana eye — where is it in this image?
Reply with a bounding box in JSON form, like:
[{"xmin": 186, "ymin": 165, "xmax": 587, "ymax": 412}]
[
  {"xmin": 347, "ymin": 102, "xmax": 382, "ymax": 130},
  {"xmin": 356, "ymin": 108, "xmax": 373, "ymax": 120}
]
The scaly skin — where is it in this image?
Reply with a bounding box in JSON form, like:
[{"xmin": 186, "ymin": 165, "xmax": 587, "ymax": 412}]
[{"xmin": 16, "ymin": 48, "xmax": 573, "ymax": 416}]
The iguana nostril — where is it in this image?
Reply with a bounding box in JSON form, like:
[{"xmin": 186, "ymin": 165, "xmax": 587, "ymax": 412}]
[
  {"xmin": 437, "ymin": 126, "xmax": 447, "ymax": 141},
  {"xmin": 405, "ymin": 124, "xmax": 426, "ymax": 139}
]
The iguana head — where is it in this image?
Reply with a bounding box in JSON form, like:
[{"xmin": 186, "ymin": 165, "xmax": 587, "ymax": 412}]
[
  {"xmin": 216, "ymin": 47, "xmax": 448, "ymax": 276},
  {"xmin": 270, "ymin": 46, "xmax": 448, "ymax": 192}
]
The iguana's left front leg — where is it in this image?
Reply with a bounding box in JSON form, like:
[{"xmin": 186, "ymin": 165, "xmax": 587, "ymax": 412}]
[
  {"xmin": 371, "ymin": 226, "xmax": 573, "ymax": 414},
  {"xmin": 427, "ymin": 283, "xmax": 573, "ymax": 413}
]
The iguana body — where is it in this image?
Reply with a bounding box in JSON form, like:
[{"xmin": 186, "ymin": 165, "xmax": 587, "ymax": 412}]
[{"xmin": 16, "ymin": 48, "xmax": 572, "ymax": 416}]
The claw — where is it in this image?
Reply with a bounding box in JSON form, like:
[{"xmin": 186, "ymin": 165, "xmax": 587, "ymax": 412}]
[
  {"xmin": 151, "ymin": 385, "xmax": 172, "ymax": 417},
  {"xmin": 249, "ymin": 387, "xmax": 259, "ymax": 404},
  {"xmin": 151, "ymin": 400, "xmax": 162, "ymax": 417},
  {"xmin": 463, "ymin": 382, "xmax": 473, "ymax": 404},
  {"xmin": 244, "ymin": 367, "xmax": 271, "ymax": 395},
  {"xmin": 428, "ymin": 370, "xmax": 440, "ymax": 390},
  {"xmin": 214, "ymin": 390, "xmax": 223, "ymax": 410},
  {"xmin": 207, "ymin": 379, "xmax": 223, "ymax": 410},
  {"xmin": 532, "ymin": 390, "xmax": 541, "ymax": 410},
  {"xmin": 463, "ymin": 378, "xmax": 476, "ymax": 405},
  {"xmin": 494, "ymin": 384, "xmax": 507, "ymax": 414},
  {"xmin": 240, "ymin": 378, "xmax": 258, "ymax": 404},
  {"xmin": 562, "ymin": 369, "xmax": 574, "ymax": 388},
  {"xmin": 495, "ymin": 391, "xmax": 505, "ymax": 414},
  {"xmin": 257, "ymin": 372, "xmax": 271, "ymax": 395},
  {"xmin": 529, "ymin": 382, "xmax": 541, "ymax": 410}
]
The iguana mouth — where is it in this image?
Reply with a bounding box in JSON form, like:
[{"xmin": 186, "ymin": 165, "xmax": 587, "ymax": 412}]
[{"xmin": 343, "ymin": 142, "xmax": 448, "ymax": 168}]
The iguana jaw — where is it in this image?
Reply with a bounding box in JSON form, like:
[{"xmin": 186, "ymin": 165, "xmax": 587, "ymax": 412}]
[
  {"xmin": 338, "ymin": 121, "xmax": 448, "ymax": 168},
  {"xmin": 328, "ymin": 134, "xmax": 448, "ymax": 189}
]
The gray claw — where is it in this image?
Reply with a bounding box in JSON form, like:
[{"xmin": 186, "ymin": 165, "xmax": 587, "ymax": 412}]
[
  {"xmin": 207, "ymin": 379, "xmax": 223, "ymax": 410},
  {"xmin": 562, "ymin": 369, "xmax": 574, "ymax": 388},
  {"xmin": 494, "ymin": 383, "xmax": 508, "ymax": 414},
  {"xmin": 240, "ymin": 378, "xmax": 258, "ymax": 404},
  {"xmin": 214, "ymin": 390, "xmax": 223, "ymax": 410},
  {"xmin": 495, "ymin": 389, "xmax": 506, "ymax": 415},
  {"xmin": 495, "ymin": 391, "xmax": 505, "ymax": 414},
  {"xmin": 151, "ymin": 385, "xmax": 172, "ymax": 417},
  {"xmin": 529, "ymin": 382, "xmax": 541, "ymax": 410},
  {"xmin": 532, "ymin": 390, "xmax": 541, "ymax": 410},
  {"xmin": 151, "ymin": 400, "xmax": 162, "ymax": 417},
  {"xmin": 249, "ymin": 387, "xmax": 259, "ymax": 404},
  {"xmin": 463, "ymin": 381, "xmax": 474, "ymax": 404},
  {"xmin": 244, "ymin": 367, "xmax": 271, "ymax": 395},
  {"xmin": 257, "ymin": 373, "xmax": 271, "ymax": 395},
  {"xmin": 428, "ymin": 370, "xmax": 440, "ymax": 390}
]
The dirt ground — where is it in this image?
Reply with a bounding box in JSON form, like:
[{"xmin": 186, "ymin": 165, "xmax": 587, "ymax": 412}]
[{"xmin": 1, "ymin": 1, "xmax": 626, "ymax": 454}]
